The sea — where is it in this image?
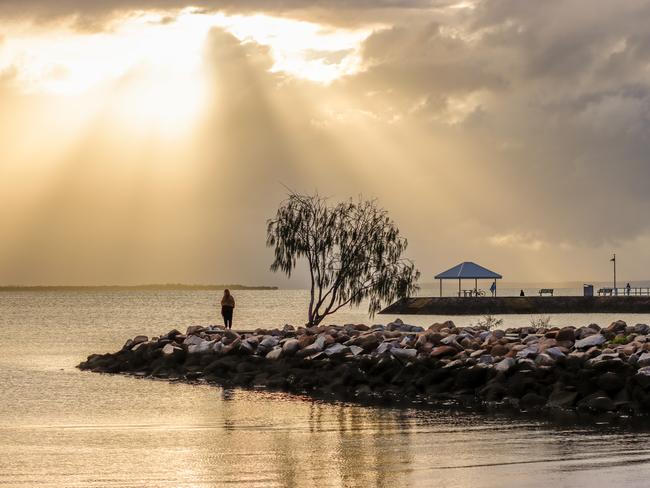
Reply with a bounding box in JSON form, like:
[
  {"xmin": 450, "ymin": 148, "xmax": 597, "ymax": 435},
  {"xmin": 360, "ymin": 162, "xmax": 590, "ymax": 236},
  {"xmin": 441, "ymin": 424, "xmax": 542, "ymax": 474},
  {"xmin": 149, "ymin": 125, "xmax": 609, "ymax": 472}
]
[{"xmin": 2, "ymin": 285, "xmax": 650, "ymax": 487}]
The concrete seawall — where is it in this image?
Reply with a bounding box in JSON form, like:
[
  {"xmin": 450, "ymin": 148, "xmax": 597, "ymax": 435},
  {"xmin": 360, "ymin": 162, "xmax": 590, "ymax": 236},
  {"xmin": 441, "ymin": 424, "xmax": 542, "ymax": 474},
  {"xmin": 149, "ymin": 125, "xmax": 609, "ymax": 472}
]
[{"xmin": 380, "ymin": 296, "xmax": 650, "ymax": 315}]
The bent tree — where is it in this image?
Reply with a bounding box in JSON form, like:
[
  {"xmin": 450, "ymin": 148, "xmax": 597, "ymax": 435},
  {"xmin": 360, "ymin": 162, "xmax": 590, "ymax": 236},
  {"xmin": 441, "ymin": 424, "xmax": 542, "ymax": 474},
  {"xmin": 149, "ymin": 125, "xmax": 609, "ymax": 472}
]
[{"xmin": 267, "ymin": 192, "xmax": 420, "ymax": 326}]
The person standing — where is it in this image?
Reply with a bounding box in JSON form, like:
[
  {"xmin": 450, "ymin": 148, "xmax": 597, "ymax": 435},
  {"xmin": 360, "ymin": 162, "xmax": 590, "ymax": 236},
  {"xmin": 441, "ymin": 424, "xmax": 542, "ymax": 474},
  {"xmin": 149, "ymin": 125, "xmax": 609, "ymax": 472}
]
[{"xmin": 221, "ymin": 289, "xmax": 235, "ymax": 330}]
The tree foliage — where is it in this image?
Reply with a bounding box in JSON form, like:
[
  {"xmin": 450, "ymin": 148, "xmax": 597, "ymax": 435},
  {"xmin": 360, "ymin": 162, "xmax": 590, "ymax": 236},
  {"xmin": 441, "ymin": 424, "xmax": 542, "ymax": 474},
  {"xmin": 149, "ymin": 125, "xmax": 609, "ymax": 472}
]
[{"xmin": 267, "ymin": 192, "xmax": 420, "ymax": 325}]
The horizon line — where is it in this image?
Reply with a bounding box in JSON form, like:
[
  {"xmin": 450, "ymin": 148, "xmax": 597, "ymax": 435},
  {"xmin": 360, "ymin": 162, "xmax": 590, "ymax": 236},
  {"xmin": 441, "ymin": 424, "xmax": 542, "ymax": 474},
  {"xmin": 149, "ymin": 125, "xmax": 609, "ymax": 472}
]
[{"xmin": 0, "ymin": 283, "xmax": 279, "ymax": 291}]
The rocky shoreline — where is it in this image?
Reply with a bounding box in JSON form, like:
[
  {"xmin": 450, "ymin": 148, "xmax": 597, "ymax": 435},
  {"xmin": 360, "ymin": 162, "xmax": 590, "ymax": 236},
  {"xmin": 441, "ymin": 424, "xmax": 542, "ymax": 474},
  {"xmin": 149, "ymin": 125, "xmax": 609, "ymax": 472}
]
[{"xmin": 78, "ymin": 319, "xmax": 650, "ymax": 420}]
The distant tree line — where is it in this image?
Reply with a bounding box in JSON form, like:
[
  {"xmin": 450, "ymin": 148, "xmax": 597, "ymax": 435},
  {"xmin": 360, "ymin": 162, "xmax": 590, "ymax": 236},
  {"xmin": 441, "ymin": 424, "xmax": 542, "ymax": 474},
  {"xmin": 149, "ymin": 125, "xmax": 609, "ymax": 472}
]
[{"xmin": 0, "ymin": 284, "xmax": 278, "ymax": 291}]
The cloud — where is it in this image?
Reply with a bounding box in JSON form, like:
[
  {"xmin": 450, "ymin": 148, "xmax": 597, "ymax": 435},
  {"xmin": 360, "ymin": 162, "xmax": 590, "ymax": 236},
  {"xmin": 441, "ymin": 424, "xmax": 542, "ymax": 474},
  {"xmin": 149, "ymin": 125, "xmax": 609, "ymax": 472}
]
[
  {"xmin": 3, "ymin": 1, "xmax": 650, "ymax": 284},
  {"xmin": 488, "ymin": 233, "xmax": 545, "ymax": 251},
  {"xmin": 0, "ymin": 0, "xmax": 456, "ymax": 27}
]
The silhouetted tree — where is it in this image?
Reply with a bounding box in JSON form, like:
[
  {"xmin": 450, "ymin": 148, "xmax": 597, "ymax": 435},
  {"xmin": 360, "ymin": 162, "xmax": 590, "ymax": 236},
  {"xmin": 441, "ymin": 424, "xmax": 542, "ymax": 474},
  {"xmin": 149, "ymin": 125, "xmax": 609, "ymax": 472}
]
[{"xmin": 267, "ymin": 192, "xmax": 420, "ymax": 325}]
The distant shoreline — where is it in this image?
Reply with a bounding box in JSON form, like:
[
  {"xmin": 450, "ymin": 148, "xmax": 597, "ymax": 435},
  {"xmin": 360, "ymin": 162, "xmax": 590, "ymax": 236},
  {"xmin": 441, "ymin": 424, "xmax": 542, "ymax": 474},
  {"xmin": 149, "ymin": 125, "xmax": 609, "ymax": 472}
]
[{"xmin": 0, "ymin": 284, "xmax": 279, "ymax": 292}]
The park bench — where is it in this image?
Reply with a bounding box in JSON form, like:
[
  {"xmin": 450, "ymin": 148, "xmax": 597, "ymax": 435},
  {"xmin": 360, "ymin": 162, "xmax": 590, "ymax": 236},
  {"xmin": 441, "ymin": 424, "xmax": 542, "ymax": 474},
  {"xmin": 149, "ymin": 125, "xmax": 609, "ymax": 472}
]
[
  {"xmin": 598, "ymin": 288, "xmax": 613, "ymax": 296},
  {"xmin": 538, "ymin": 288, "xmax": 554, "ymax": 296}
]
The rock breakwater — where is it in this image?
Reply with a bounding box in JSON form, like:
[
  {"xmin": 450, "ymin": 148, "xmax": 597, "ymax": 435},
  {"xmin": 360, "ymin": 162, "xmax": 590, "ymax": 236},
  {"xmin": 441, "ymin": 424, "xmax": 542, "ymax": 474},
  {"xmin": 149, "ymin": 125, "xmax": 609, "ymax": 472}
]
[{"xmin": 79, "ymin": 319, "xmax": 650, "ymax": 418}]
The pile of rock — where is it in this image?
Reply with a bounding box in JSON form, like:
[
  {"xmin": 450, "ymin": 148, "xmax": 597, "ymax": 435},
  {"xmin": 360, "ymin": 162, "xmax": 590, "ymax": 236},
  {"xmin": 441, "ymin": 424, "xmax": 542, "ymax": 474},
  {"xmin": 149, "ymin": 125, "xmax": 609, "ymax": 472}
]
[{"xmin": 79, "ymin": 319, "xmax": 650, "ymax": 417}]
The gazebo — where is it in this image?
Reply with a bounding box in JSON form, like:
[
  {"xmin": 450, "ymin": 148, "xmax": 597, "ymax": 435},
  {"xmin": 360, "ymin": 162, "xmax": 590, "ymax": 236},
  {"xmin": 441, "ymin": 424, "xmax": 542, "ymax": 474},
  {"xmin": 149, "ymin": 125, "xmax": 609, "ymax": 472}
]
[{"xmin": 435, "ymin": 262, "xmax": 502, "ymax": 297}]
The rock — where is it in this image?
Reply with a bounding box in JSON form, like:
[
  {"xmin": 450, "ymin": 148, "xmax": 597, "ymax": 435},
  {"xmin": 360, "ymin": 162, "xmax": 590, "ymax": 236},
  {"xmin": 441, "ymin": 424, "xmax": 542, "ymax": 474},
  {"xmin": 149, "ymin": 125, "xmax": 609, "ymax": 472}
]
[
  {"xmin": 534, "ymin": 353, "xmax": 555, "ymax": 367},
  {"xmin": 516, "ymin": 346, "xmax": 538, "ymax": 359},
  {"xmin": 547, "ymin": 389, "xmax": 578, "ymax": 409},
  {"xmin": 164, "ymin": 329, "xmax": 182, "ymax": 339},
  {"xmin": 282, "ymin": 339, "xmax": 300, "ymax": 356},
  {"xmin": 495, "ymin": 358, "xmax": 515, "ymax": 373},
  {"xmin": 356, "ymin": 334, "xmax": 380, "ymax": 352},
  {"xmin": 522, "ymin": 334, "xmax": 540, "ymax": 345},
  {"xmin": 575, "ymin": 334, "xmax": 606, "ymax": 349},
  {"xmin": 349, "ymin": 345, "xmax": 364, "ymax": 356},
  {"xmin": 184, "ymin": 335, "xmax": 205, "ymax": 346},
  {"xmin": 490, "ymin": 344, "xmax": 508, "ymax": 356},
  {"xmin": 545, "ymin": 347, "xmax": 566, "ymax": 360},
  {"xmin": 478, "ymin": 355, "xmax": 494, "ymax": 365},
  {"xmin": 132, "ymin": 335, "xmax": 148, "ymax": 345},
  {"xmin": 266, "ymin": 347, "xmax": 282, "ymax": 360},
  {"xmin": 455, "ymin": 366, "xmax": 488, "ymax": 388},
  {"xmin": 188, "ymin": 340, "xmax": 215, "ymax": 354},
  {"xmin": 259, "ymin": 336, "xmax": 280, "ymax": 351},
  {"xmin": 282, "ymin": 324, "xmax": 296, "ymax": 333},
  {"xmin": 186, "ymin": 326, "xmax": 205, "ymax": 336},
  {"xmin": 430, "ymin": 346, "xmax": 458, "ymax": 358},
  {"xmin": 324, "ymin": 343, "xmax": 350, "ymax": 357},
  {"xmin": 520, "ymin": 392, "xmax": 547, "ymax": 410},
  {"xmin": 607, "ymin": 320, "xmax": 627, "ymax": 334},
  {"xmin": 300, "ymin": 341, "xmax": 324, "ymax": 357},
  {"xmin": 162, "ymin": 343, "xmax": 181, "ymax": 357},
  {"xmin": 597, "ymin": 372, "xmax": 625, "ymax": 393},
  {"xmin": 637, "ymin": 352, "xmax": 650, "ymax": 368},
  {"xmin": 579, "ymin": 395, "xmax": 616, "ymax": 413},
  {"xmin": 391, "ymin": 348, "xmax": 417, "ymax": 360},
  {"xmin": 492, "ymin": 330, "xmax": 506, "ymax": 340},
  {"xmin": 298, "ymin": 335, "xmax": 315, "ymax": 348},
  {"xmin": 239, "ymin": 340, "xmax": 255, "ymax": 355},
  {"xmin": 633, "ymin": 323, "xmax": 650, "ymax": 335},
  {"xmin": 470, "ymin": 349, "xmax": 487, "ymax": 358},
  {"xmin": 426, "ymin": 332, "xmax": 444, "ymax": 345},
  {"xmin": 375, "ymin": 342, "xmax": 395, "ymax": 355},
  {"xmin": 223, "ymin": 329, "xmax": 240, "ymax": 341},
  {"xmin": 635, "ymin": 367, "xmax": 650, "ymax": 388}
]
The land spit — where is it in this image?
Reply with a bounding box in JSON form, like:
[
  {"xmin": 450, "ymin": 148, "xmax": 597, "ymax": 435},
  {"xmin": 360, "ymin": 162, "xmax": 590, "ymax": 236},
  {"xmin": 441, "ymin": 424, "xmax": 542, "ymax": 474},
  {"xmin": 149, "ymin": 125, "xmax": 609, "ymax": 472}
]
[
  {"xmin": 380, "ymin": 296, "xmax": 650, "ymax": 315},
  {"xmin": 79, "ymin": 319, "xmax": 650, "ymax": 419}
]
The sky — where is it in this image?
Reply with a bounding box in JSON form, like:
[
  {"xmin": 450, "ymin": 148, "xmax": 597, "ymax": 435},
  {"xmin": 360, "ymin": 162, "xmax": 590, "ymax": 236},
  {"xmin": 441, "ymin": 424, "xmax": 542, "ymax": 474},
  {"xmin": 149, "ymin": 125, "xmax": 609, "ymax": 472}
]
[{"xmin": 1, "ymin": 0, "xmax": 649, "ymax": 287}]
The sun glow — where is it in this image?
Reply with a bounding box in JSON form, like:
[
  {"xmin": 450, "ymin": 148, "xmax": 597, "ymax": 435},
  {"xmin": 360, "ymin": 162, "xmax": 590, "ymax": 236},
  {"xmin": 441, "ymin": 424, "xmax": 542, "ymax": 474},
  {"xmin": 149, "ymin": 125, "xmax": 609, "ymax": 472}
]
[
  {"xmin": 0, "ymin": 9, "xmax": 372, "ymax": 135},
  {"xmin": 0, "ymin": 9, "xmax": 372, "ymax": 94}
]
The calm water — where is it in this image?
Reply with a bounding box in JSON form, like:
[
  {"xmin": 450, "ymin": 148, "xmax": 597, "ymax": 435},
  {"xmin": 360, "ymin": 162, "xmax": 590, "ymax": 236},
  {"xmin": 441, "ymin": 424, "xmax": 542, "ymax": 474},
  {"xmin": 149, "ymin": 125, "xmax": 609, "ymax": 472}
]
[{"xmin": 3, "ymin": 288, "xmax": 650, "ymax": 487}]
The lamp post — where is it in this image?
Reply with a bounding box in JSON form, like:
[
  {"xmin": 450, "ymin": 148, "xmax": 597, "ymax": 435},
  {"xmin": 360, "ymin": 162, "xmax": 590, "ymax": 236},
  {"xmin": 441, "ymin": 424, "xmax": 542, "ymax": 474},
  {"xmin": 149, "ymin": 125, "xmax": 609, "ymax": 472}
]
[{"xmin": 611, "ymin": 253, "xmax": 617, "ymax": 295}]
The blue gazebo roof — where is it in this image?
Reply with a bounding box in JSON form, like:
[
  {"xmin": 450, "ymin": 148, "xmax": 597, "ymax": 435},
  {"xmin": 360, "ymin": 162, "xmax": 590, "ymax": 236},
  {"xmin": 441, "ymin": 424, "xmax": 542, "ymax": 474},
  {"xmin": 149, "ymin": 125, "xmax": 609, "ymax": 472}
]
[{"xmin": 435, "ymin": 262, "xmax": 502, "ymax": 280}]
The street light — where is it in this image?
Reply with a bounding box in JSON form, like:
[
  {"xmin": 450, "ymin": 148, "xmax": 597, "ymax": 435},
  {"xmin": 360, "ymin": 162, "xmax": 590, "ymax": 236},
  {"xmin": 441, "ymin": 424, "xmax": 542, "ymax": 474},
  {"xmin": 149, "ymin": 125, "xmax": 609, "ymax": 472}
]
[{"xmin": 610, "ymin": 253, "xmax": 617, "ymax": 295}]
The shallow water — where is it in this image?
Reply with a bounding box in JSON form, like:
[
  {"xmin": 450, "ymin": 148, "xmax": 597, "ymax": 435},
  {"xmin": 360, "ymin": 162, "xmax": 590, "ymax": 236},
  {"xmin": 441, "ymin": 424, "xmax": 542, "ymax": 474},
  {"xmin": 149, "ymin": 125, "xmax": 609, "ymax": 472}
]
[{"xmin": 2, "ymin": 289, "xmax": 650, "ymax": 487}]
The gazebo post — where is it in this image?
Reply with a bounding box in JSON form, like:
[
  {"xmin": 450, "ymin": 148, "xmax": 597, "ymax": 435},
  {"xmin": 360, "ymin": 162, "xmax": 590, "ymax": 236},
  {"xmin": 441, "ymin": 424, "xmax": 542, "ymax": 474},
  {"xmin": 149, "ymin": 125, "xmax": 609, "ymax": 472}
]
[
  {"xmin": 439, "ymin": 279, "xmax": 442, "ymax": 297},
  {"xmin": 493, "ymin": 279, "xmax": 497, "ymax": 297},
  {"xmin": 474, "ymin": 278, "xmax": 478, "ymax": 295},
  {"xmin": 458, "ymin": 278, "xmax": 461, "ymax": 297}
]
